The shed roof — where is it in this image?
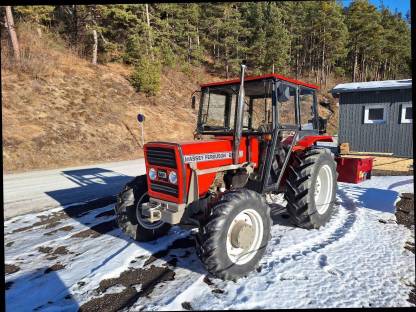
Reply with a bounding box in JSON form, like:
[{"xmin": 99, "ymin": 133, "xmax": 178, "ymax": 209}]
[
  {"xmin": 331, "ymin": 79, "xmax": 412, "ymax": 94},
  {"xmin": 200, "ymin": 73, "xmax": 319, "ymax": 90}
]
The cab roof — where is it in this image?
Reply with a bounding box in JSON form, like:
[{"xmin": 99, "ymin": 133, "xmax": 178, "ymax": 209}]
[{"xmin": 200, "ymin": 73, "xmax": 319, "ymax": 90}]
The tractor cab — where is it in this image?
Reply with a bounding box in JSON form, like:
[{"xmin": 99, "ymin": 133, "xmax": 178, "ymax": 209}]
[{"xmin": 196, "ymin": 73, "xmax": 322, "ymax": 136}]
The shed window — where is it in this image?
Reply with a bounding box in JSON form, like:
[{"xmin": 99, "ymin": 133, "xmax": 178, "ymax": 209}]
[
  {"xmin": 364, "ymin": 106, "xmax": 386, "ymax": 124},
  {"xmin": 401, "ymin": 104, "xmax": 412, "ymax": 123}
]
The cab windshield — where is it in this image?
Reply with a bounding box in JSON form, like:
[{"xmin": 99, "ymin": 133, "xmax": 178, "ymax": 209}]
[{"xmin": 198, "ymin": 79, "xmax": 274, "ymax": 132}]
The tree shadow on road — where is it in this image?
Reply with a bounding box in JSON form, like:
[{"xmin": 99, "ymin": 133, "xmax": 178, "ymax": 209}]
[{"xmin": 46, "ymin": 168, "xmax": 133, "ymax": 208}]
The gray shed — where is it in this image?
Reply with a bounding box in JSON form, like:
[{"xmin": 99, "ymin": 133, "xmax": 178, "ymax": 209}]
[{"xmin": 331, "ymin": 79, "xmax": 413, "ymax": 157}]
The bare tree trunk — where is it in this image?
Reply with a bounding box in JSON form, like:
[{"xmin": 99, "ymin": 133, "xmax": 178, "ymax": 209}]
[
  {"xmin": 73, "ymin": 5, "xmax": 78, "ymax": 45},
  {"xmin": 188, "ymin": 35, "xmax": 192, "ymax": 63},
  {"xmin": 225, "ymin": 48, "xmax": 229, "ymax": 78},
  {"xmin": 92, "ymin": 29, "xmax": 98, "ymax": 65},
  {"xmin": 5, "ymin": 6, "xmax": 20, "ymax": 62},
  {"xmin": 272, "ymin": 63, "xmax": 275, "ymax": 73},
  {"xmin": 216, "ymin": 29, "xmax": 220, "ymax": 60},
  {"xmin": 145, "ymin": 4, "xmax": 153, "ymax": 60},
  {"xmin": 295, "ymin": 49, "xmax": 299, "ymax": 79},
  {"xmin": 353, "ymin": 49, "xmax": 358, "ymax": 82},
  {"xmin": 196, "ymin": 27, "xmax": 200, "ymax": 47},
  {"xmin": 364, "ymin": 63, "xmax": 368, "ymax": 81},
  {"xmin": 361, "ymin": 54, "xmax": 365, "ymax": 81},
  {"xmin": 321, "ymin": 27, "xmax": 325, "ymax": 86}
]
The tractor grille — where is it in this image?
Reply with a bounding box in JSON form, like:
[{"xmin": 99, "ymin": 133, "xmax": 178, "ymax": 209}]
[
  {"xmin": 150, "ymin": 181, "xmax": 179, "ymax": 197},
  {"xmin": 146, "ymin": 146, "xmax": 179, "ymax": 198},
  {"xmin": 146, "ymin": 147, "xmax": 177, "ymax": 168}
]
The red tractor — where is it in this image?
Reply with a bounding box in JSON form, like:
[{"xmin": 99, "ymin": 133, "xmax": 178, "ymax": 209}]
[{"xmin": 115, "ymin": 63, "xmax": 340, "ymax": 280}]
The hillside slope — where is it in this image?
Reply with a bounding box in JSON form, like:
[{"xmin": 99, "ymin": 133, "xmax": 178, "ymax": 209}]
[{"xmin": 1, "ymin": 29, "xmax": 220, "ymax": 173}]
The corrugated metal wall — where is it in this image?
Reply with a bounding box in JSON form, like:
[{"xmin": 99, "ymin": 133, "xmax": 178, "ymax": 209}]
[{"xmin": 338, "ymin": 89, "xmax": 412, "ymax": 157}]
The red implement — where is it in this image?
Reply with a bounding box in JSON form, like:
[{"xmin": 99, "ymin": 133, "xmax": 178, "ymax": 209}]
[{"xmin": 336, "ymin": 156, "xmax": 374, "ymax": 184}]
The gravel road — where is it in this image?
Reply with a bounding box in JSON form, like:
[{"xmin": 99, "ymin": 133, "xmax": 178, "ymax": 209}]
[{"xmin": 3, "ymin": 158, "xmax": 145, "ymax": 219}]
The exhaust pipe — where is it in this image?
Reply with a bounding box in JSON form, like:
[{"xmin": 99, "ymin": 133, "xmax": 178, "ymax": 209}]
[{"xmin": 233, "ymin": 61, "xmax": 246, "ymax": 164}]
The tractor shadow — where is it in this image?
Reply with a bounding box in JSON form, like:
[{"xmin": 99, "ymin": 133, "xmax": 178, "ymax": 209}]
[
  {"xmin": 269, "ymin": 202, "xmax": 297, "ymax": 228},
  {"xmin": 338, "ymin": 179, "xmax": 413, "ymax": 214},
  {"xmin": 44, "ymin": 167, "xmax": 207, "ymax": 276},
  {"xmin": 44, "ymin": 167, "xmax": 134, "ymax": 238},
  {"xmin": 46, "ymin": 168, "xmax": 133, "ymax": 208}
]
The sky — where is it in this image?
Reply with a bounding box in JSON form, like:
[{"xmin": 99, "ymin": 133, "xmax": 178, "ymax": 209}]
[{"xmin": 341, "ymin": 0, "xmax": 411, "ymax": 16}]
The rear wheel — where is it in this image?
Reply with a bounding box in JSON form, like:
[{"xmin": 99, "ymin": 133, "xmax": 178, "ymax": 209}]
[
  {"xmin": 284, "ymin": 148, "xmax": 337, "ymax": 229},
  {"xmin": 115, "ymin": 175, "xmax": 171, "ymax": 241},
  {"xmin": 196, "ymin": 189, "xmax": 271, "ymax": 280}
]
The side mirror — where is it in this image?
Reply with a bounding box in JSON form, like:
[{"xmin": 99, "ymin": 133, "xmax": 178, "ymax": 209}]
[
  {"xmin": 318, "ymin": 116, "xmax": 327, "ymax": 134},
  {"xmin": 191, "ymin": 95, "xmax": 196, "ymax": 109}
]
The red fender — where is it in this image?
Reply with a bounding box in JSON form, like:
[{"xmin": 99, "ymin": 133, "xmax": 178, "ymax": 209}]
[{"xmin": 282, "ymin": 135, "xmax": 333, "ymax": 152}]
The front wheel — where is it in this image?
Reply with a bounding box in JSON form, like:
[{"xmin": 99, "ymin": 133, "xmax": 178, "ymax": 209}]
[
  {"xmin": 115, "ymin": 175, "xmax": 171, "ymax": 241},
  {"xmin": 196, "ymin": 189, "xmax": 271, "ymax": 280}
]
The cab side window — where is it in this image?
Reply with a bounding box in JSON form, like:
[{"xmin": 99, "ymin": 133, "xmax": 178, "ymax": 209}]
[
  {"xmin": 251, "ymin": 97, "xmax": 273, "ymax": 130},
  {"xmin": 299, "ymin": 88, "xmax": 315, "ymax": 130},
  {"xmin": 278, "ymin": 84, "xmax": 296, "ymax": 125}
]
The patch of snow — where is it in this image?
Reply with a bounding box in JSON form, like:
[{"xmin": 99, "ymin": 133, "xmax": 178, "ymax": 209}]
[
  {"xmin": 5, "ymin": 176, "xmax": 415, "ymax": 310},
  {"xmin": 332, "ymin": 79, "xmax": 412, "ymax": 93}
]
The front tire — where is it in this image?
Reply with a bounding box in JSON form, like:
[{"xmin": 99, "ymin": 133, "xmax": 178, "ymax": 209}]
[
  {"xmin": 115, "ymin": 175, "xmax": 171, "ymax": 241},
  {"xmin": 196, "ymin": 189, "xmax": 271, "ymax": 280},
  {"xmin": 284, "ymin": 148, "xmax": 337, "ymax": 229}
]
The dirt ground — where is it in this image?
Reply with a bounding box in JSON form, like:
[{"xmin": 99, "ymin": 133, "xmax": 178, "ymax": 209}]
[{"xmin": 395, "ymin": 193, "xmax": 415, "ymax": 305}]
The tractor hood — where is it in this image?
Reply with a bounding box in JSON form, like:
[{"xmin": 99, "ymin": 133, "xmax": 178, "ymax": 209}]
[
  {"xmin": 143, "ymin": 137, "xmax": 258, "ymax": 204},
  {"xmin": 145, "ymin": 136, "xmax": 246, "ymax": 170}
]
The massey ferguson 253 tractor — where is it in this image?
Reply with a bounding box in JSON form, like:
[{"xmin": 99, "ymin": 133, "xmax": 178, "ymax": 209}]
[{"xmin": 115, "ymin": 63, "xmax": 356, "ymax": 280}]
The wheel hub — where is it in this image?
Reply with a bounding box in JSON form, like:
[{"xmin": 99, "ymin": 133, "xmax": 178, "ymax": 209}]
[
  {"xmin": 230, "ymin": 221, "xmax": 254, "ymax": 250},
  {"xmin": 314, "ymin": 176, "xmax": 322, "ymax": 199},
  {"xmin": 136, "ymin": 193, "xmax": 164, "ymax": 230},
  {"xmin": 226, "ymin": 208, "xmax": 264, "ymax": 265},
  {"xmin": 314, "ymin": 164, "xmax": 334, "ymax": 215}
]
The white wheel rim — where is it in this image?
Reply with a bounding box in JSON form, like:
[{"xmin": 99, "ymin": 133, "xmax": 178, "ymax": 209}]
[
  {"xmin": 314, "ymin": 164, "xmax": 333, "ymax": 214},
  {"xmin": 136, "ymin": 192, "xmax": 164, "ymax": 230},
  {"xmin": 226, "ymin": 209, "xmax": 264, "ymax": 265}
]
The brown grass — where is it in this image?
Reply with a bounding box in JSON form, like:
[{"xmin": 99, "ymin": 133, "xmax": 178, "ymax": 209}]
[{"xmin": 2, "ymin": 24, "xmax": 217, "ymax": 173}]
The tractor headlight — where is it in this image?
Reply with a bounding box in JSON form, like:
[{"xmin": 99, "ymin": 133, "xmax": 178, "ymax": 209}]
[
  {"xmin": 149, "ymin": 168, "xmax": 157, "ymax": 180},
  {"xmin": 169, "ymin": 171, "xmax": 177, "ymax": 184}
]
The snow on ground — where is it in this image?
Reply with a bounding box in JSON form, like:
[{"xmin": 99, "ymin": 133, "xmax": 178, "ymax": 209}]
[
  {"xmin": 4, "ymin": 176, "xmax": 415, "ymax": 311},
  {"xmin": 331, "ymin": 79, "xmax": 412, "ymax": 93}
]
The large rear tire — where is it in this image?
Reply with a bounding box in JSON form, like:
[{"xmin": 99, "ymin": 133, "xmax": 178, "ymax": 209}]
[
  {"xmin": 196, "ymin": 189, "xmax": 271, "ymax": 280},
  {"xmin": 284, "ymin": 148, "xmax": 337, "ymax": 229},
  {"xmin": 115, "ymin": 175, "xmax": 171, "ymax": 241}
]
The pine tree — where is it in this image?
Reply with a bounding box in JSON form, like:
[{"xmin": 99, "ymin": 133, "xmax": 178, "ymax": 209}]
[{"xmin": 346, "ymin": 0, "xmax": 384, "ymax": 81}]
